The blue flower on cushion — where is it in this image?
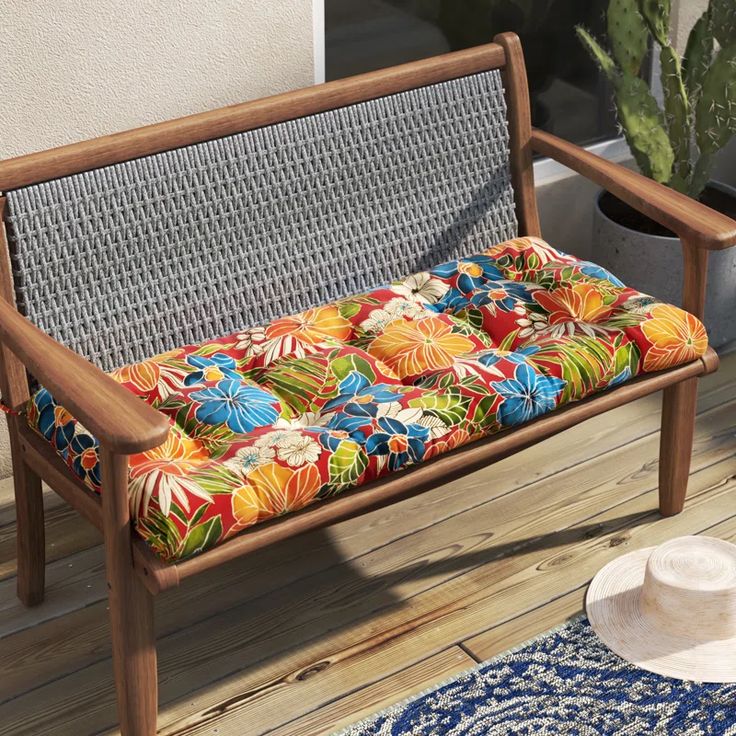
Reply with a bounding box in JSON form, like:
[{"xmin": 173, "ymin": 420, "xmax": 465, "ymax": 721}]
[
  {"xmin": 190, "ymin": 379, "xmax": 280, "ymax": 433},
  {"xmin": 325, "ymin": 402, "xmax": 378, "ymax": 445},
  {"xmin": 184, "ymin": 353, "xmax": 241, "ymax": 387},
  {"xmin": 478, "ymin": 345, "xmax": 540, "ymax": 370},
  {"xmin": 364, "ymin": 416, "xmax": 430, "ymax": 472},
  {"xmin": 70, "ymin": 432, "xmax": 101, "ymax": 488},
  {"xmin": 323, "ymin": 372, "xmax": 404, "ymax": 412},
  {"xmin": 468, "ymin": 279, "xmax": 533, "ymax": 312},
  {"xmin": 491, "ymin": 363, "xmax": 565, "ymax": 427},
  {"xmin": 430, "ymin": 287, "xmax": 472, "ymax": 315},
  {"xmin": 431, "ymin": 255, "xmax": 504, "ymax": 293},
  {"xmin": 34, "ymin": 388, "xmax": 75, "ymax": 456},
  {"xmin": 609, "ymin": 365, "xmax": 633, "ymax": 388},
  {"xmin": 578, "ymin": 260, "xmax": 625, "ymax": 287}
]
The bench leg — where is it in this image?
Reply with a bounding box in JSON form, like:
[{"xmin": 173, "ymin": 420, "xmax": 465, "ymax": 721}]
[
  {"xmin": 102, "ymin": 448, "xmax": 158, "ymax": 736},
  {"xmin": 13, "ymin": 455, "xmax": 45, "ymax": 607},
  {"xmin": 658, "ymin": 377, "xmax": 698, "ymax": 517},
  {"xmin": 108, "ymin": 565, "xmax": 158, "ymax": 736}
]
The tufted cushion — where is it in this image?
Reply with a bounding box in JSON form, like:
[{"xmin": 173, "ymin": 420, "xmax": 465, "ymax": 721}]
[{"xmin": 27, "ymin": 237, "xmax": 708, "ymax": 561}]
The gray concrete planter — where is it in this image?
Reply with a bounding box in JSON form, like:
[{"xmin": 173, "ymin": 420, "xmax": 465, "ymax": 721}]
[{"xmin": 592, "ymin": 183, "xmax": 736, "ymax": 348}]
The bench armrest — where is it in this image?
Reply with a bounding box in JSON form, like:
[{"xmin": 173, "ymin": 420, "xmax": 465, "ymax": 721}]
[
  {"xmin": 530, "ymin": 129, "xmax": 736, "ymax": 251},
  {"xmin": 0, "ymin": 299, "xmax": 169, "ymax": 454}
]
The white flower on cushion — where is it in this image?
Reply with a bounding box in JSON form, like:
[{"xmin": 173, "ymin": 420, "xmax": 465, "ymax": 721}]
[
  {"xmin": 235, "ymin": 326, "xmax": 267, "ymax": 355},
  {"xmin": 253, "ymin": 429, "xmax": 302, "ymax": 449},
  {"xmin": 516, "ymin": 312, "xmax": 550, "ymax": 340},
  {"xmin": 360, "ymin": 298, "xmax": 429, "ymax": 334},
  {"xmin": 376, "ymin": 402, "xmax": 423, "ymax": 426},
  {"xmin": 417, "ymin": 413, "xmax": 450, "ymax": 440},
  {"xmin": 225, "ymin": 444, "xmax": 276, "ymax": 475},
  {"xmin": 276, "ymin": 434, "xmax": 322, "ymax": 467},
  {"xmin": 391, "ymin": 272, "xmax": 450, "ymax": 304},
  {"xmin": 273, "ymin": 412, "xmax": 327, "ymax": 430}
]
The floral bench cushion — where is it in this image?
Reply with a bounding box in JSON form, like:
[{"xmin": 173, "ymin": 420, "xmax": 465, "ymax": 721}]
[{"xmin": 27, "ymin": 237, "xmax": 707, "ymax": 562}]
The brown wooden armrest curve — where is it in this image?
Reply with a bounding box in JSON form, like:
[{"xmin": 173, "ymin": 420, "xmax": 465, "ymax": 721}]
[
  {"xmin": 531, "ymin": 129, "xmax": 736, "ymax": 251},
  {"xmin": 0, "ymin": 300, "xmax": 169, "ymax": 454}
]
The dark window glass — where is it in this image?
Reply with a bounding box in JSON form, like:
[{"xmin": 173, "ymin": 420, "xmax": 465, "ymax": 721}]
[{"xmin": 326, "ymin": 0, "xmax": 618, "ymax": 147}]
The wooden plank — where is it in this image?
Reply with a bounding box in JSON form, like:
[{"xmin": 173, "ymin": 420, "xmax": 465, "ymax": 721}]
[
  {"xmin": 0, "ymin": 502, "xmax": 100, "ymax": 582},
  {"xmin": 462, "ymin": 587, "xmax": 587, "ymax": 662},
  {"xmin": 255, "ymin": 647, "xmax": 475, "ymax": 736},
  {"xmin": 159, "ymin": 463, "xmax": 736, "ymax": 736},
  {"xmin": 0, "ymin": 477, "xmax": 65, "ymax": 528},
  {"xmin": 1, "ymin": 425, "xmax": 733, "ymax": 735},
  {"xmin": 464, "ymin": 506, "xmax": 736, "ymax": 662},
  {"xmin": 0, "ymin": 545, "xmax": 106, "ymax": 638}
]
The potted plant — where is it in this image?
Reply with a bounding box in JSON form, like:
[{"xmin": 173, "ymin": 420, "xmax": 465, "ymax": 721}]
[{"xmin": 576, "ymin": 0, "xmax": 736, "ymax": 346}]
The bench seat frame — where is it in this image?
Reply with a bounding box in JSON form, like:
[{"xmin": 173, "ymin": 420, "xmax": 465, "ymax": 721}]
[{"xmin": 0, "ymin": 33, "xmax": 734, "ymax": 735}]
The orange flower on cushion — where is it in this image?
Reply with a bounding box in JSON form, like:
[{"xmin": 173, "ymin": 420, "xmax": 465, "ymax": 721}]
[
  {"xmin": 533, "ymin": 283, "xmax": 615, "ymax": 325},
  {"xmin": 368, "ymin": 316, "xmax": 475, "ymax": 378},
  {"xmin": 129, "ymin": 431, "xmax": 211, "ymax": 518},
  {"xmin": 231, "ymin": 461, "xmax": 322, "ymax": 529},
  {"xmin": 641, "ymin": 304, "xmax": 708, "ymax": 372},
  {"xmin": 113, "ymin": 360, "xmax": 160, "ymax": 392},
  {"xmin": 265, "ymin": 304, "xmax": 352, "ymax": 345}
]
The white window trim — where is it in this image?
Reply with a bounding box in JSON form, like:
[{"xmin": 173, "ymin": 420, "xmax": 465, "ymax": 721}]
[{"xmin": 534, "ymin": 137, "xmax": 631, "ymax": 187}]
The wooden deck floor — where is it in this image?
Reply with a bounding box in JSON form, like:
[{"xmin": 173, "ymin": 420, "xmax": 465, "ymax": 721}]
[{"xmin": 1, "ymin": 352, "xmax": 734, "ymax": 735}]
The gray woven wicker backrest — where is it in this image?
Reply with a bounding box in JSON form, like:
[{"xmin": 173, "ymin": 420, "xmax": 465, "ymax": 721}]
[{"xmin": 5, "ymin": 70, "xmax": 516, "ymax": 371}]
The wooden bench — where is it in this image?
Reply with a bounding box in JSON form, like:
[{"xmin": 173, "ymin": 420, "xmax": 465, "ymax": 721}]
[{"xmin": 0, "ymin": 33, "xmax": 734, "ymax": 734}]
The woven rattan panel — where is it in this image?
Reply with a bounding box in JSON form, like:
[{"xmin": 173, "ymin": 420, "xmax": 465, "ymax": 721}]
[{"xmin": 5, "ymin": 70, "xmax": 517, "ymax": 371}]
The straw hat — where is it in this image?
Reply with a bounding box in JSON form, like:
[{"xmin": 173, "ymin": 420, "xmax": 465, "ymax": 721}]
[{"xmin": 586, "ymin": 535, "xmax": 736, "ymax": 683}]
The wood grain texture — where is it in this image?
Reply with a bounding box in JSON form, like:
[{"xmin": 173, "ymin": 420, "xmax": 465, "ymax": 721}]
[
  {"xmin": 0, "ymin": 44, "xmax": 505, "ymax": 191},
  {"xmin": 9, "ymin": 460, "xmax": 43, "ymax": 607},
  {"xmin": 266, "ymin": 647, "xmax": 475, "ymax": 736},
  {"xmin": 659, "ymin": 377, "xmax": 699, "ymax": 516},
  {"xmin": 462, "ymin": 587, "xmax": 587, "ymax": 662},
  {"xmin": 0, "ymin": 200, "xmax": 44, "ymax": 607},
  {"xmin": 682, "ymin": 243, "xmax": 709, "ymax": 319},
  {"xmin": 101, "ymin": 448, "xmax": 157, "ymax": 736},
  {"xmin": 495, "ymin": 33, "xmax": 541, "ymax": 237},
  {"xmin": 531, "ymin": 129, "xmax": 736, "ymax": 250},
  {"xmin": 6, "ymin": 367, "xmax": 733, "ymax": 698}
]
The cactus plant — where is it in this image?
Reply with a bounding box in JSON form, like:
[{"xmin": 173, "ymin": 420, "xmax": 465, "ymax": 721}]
[{"xmin": 577, "ymin": 0, "xmax": 736, "ymax": 199}]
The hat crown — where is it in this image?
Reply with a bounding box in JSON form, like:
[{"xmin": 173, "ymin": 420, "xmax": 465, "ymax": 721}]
[{"xmin": 640, "ymin": 536, "xmax": 736, "ymax": 640}]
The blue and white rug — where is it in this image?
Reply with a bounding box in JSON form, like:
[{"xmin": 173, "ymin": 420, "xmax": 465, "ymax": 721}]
[{"xmin": 337, "ymin": 618, "xmax": 736, "ymax": 735}]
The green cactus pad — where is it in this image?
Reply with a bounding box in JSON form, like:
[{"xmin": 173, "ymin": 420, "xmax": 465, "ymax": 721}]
[
  {"xmin": 637, "ymin": 0, "xmax": 671, "ymax": 46},
  {"xmin": 696, "ymin": 42, "xmax": 736, "ymax": 156},
  {"xmin": 660, "ymin": 45, "xmax": 691, "ymax": 191},
  {"xmin": 710, "ymin": 0, "xmax": 736, "ymax": 48},
  {"xmin": 575, "ymin": 27, "xmax": 617, "ymax": 80},
  {"xmin": 614, "ymin": 71, "xmax": 675, "ymax": 183},
  {"xmin": 607, "ymin": 0, "xmax": 649, "ymax": 74},
  {"xmin": 683, "ymin": 10, "xmax": 714, "ymax": 106}
]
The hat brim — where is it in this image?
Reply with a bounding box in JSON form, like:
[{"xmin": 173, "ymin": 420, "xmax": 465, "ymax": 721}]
[{"xmin": 586, "ymin": 546, "xmax": 736, "ymax": 683}]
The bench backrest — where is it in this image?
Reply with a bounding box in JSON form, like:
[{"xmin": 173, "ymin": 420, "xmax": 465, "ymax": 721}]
[{"xmin": 0, "ymin": 39, "xmax": 534, "ymax": 372}]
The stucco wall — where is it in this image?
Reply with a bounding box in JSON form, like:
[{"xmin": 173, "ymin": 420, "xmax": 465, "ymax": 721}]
[{"xmin": 0, "ymin": 0, "xmax": 315, "ymax": 159}]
